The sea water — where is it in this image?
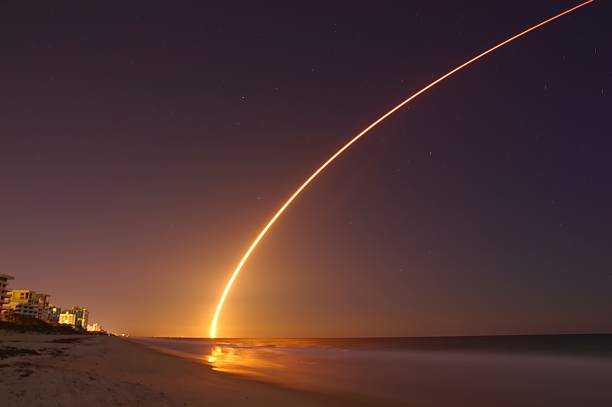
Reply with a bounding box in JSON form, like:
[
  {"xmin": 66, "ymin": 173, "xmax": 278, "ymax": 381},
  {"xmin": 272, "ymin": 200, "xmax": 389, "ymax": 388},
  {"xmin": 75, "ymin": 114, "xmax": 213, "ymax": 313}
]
[{"xmin": 131, "ymin": 335, "xmax": 612, "ymax": 406}]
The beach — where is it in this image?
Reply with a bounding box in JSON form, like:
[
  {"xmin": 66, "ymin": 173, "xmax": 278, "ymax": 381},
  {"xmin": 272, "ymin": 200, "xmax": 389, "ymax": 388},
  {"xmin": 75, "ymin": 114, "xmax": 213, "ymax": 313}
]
[
  {"xmin": 3, "ymin": 331, "xmax": 612, "ymax": 406},
  {"xmin": 0, "ymin": 332, "xmax": 364, "ymax": 407}
]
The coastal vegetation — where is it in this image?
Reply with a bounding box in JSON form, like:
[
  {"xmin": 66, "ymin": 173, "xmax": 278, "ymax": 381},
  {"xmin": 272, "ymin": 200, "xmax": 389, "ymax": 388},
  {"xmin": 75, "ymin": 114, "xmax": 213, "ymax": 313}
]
[{"xmin": 0, "ymin": 316, "xmax": 82, "ymax": 335}]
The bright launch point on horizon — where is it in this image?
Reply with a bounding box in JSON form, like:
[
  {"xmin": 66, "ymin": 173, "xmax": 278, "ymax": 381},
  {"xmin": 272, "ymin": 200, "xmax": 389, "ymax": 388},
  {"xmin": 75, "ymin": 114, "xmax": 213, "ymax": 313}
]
[{"xmin": 209, "ymin": 1, "xmax": 595, "ymax": 339}]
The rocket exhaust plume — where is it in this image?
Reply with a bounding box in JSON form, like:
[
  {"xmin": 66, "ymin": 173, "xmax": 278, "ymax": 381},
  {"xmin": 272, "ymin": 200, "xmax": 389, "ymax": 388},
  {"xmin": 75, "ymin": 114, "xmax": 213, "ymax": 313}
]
[{"xmin": 209, "ymin": 1, "xmax": 594, "ymax": 338}]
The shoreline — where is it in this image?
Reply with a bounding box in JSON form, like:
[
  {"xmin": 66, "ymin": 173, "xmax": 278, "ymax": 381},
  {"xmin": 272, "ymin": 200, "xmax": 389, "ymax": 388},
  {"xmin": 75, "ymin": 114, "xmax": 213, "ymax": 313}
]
[
  {"xmin": 0, "ymin": 331, "xmax": 388, "ymax": 406},
  {"xmin": 138, "ymin": 333, "xmax": 612, "ymax": 358},
  {"xmin": 5, "ymin": 331, "xmax": 610, "ymax": 406},
  {"xmin": 132, "ymin": 334, "xmax": 612, "ymax": 406},
  {"xmin": 129, "ymin": 337, "xmax": 399, "ymax": 406}
]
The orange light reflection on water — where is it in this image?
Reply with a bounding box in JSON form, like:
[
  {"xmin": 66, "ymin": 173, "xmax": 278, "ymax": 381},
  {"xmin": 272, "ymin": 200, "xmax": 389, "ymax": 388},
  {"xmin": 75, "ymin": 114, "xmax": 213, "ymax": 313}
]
[{"xmin": 205, "ymin": 343, "xmax": 287, "ymax": 378}]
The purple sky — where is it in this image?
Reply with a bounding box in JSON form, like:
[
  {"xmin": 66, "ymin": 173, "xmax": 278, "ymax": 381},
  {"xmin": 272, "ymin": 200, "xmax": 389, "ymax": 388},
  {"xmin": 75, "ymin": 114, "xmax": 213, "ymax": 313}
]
[{"xmin": 1, "ymin": 1, "xmax": 610, "ymax": 337}]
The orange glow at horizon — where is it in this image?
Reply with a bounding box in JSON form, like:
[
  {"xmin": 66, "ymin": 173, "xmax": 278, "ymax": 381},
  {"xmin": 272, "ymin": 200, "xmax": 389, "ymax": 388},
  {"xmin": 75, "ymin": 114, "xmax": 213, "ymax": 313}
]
[{"xmin": 209, "ymin": 0, "xmax": 594, "ymax": 339}]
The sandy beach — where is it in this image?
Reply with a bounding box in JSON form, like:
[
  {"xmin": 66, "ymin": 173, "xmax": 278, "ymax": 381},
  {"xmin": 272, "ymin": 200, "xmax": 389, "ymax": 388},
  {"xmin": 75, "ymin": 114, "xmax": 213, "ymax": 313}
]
[{"xmin": 0, "ymin": 332, "xmax": 368, "ymax": 407}]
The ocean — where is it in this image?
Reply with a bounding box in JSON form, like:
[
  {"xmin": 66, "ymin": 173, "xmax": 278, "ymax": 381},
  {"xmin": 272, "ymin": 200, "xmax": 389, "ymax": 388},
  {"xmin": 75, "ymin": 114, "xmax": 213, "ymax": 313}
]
[{"xmin": 131, "ymin": 334, "xmax": 612, "ymax": 406}]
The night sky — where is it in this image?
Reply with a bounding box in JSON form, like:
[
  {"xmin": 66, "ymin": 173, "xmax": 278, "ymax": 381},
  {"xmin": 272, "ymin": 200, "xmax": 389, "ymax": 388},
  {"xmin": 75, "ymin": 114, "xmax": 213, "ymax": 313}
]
[{"xmin": 1, "ymin": 1, "xmax": 610, "ymax": 337}]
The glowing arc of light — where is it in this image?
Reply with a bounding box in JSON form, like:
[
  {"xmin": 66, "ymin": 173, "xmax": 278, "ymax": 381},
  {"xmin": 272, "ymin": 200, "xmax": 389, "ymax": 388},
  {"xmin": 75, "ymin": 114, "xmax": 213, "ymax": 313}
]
[{"xmin": 210, "ymin": 0, "xmax": 594, "ymax": 339}]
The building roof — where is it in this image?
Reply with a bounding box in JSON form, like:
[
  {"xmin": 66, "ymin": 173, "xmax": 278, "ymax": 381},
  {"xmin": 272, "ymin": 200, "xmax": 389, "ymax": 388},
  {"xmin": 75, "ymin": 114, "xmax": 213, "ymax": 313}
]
[{"xmin": 0, "ymin": 274, "xmax": 15, "ymax": 280}]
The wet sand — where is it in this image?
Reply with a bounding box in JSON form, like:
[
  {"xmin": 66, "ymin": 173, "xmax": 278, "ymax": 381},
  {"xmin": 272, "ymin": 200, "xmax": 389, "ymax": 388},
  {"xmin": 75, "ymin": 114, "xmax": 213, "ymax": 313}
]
[{"xmin": 0, "ymin": 331, "xmax": 370, "ymax": 407}]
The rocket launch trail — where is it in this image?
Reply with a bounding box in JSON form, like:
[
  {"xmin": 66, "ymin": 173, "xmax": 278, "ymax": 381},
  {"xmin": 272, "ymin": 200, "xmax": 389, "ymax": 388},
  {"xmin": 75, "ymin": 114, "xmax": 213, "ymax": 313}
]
[{"xmin": 209, "ymin": 1, "xmax": 594, "ymax": 338}]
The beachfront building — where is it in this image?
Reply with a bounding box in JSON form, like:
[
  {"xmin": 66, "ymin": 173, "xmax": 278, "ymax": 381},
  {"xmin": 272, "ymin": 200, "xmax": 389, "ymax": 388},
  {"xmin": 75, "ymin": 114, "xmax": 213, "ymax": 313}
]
[
  {"xmin": 3, "ymin": 290, "xmax": 50, "ymax": 321},
  {"xmin": 58, "ymin": 306, "xmax": 89, "ymax": 330},
  {"xmin": 48, "ymin": 305, "xmax": 62, "ymax": 323},
  {"xmin": 0, "ymin": 274, "xmax": 15, "ymax": 321},
  {"xmin": 73, "ymin": 306, "xmax": 89, "ymax": 329},
  {"xmin": 87, "ymin": 322, "xmax": 101, "ymax": 332},
  {"xmin": 58, "ymin": 311, "xmax": 76, "ymax": 326}
]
